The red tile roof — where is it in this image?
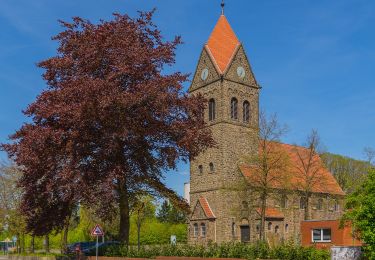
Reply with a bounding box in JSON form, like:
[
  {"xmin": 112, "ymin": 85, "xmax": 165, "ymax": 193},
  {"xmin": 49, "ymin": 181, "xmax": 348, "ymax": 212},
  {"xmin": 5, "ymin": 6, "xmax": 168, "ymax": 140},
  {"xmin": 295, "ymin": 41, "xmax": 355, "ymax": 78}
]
[
  {"xmin": 240, "ymin": 142, "xmax": 345, "ymax": 196},
  {"xmin": 256, "ymin": 207, "xmax": 284, "ymax": 219},
  {"xmin": 199, "ymin": 197, "xmax": 216, "ymax": 219},
  {"xmin": 206, "ymin": 15, "xmax": 240, "ymax": 74}
]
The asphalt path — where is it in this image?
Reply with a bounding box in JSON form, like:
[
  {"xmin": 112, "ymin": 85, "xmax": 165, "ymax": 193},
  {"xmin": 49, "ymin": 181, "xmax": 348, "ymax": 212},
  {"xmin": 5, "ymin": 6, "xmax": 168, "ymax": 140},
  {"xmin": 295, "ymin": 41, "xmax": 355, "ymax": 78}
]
[{"xmin": 0, "ymin": 256, "xmax": 8, "ymax": 260}]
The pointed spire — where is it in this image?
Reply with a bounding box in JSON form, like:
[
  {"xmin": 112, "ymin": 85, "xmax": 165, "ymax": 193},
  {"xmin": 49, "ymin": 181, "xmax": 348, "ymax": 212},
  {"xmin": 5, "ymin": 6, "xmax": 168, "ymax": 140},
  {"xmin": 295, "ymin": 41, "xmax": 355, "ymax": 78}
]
[
  {"xmin": 206, "ymin": 15, "xmax": 240, "ymax": 73},
  {"xmin": 221, "ymin": 0, "xmax": 225, "ymax": 15}
]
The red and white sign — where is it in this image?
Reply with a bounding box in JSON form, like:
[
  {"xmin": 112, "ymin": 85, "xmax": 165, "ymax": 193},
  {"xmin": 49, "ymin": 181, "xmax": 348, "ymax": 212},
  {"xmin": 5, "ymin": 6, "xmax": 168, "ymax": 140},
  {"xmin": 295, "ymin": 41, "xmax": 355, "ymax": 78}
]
[{"xmin": 91, "ymin": 224, "xmax": 104, "ymax": 236}]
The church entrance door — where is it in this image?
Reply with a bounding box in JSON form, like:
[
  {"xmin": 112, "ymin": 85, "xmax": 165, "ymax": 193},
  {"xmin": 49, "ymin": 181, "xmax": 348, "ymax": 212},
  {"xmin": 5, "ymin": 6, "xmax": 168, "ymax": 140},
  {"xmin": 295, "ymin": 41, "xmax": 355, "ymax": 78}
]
[{"xmin": 240, "ymin": 225, "xmax": 250, "ymax": 242}]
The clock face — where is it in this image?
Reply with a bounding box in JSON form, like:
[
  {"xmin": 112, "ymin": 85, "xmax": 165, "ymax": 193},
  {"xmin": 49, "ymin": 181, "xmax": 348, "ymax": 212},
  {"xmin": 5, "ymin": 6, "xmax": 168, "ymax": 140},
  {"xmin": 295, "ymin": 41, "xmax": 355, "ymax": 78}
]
[
  {"xmin": 201, "ymin": 68, "xmax": 209, "ymax": 81},
  {"xmin": 237, "ymin": 66, "xmax": 246, "ymax": 79}
]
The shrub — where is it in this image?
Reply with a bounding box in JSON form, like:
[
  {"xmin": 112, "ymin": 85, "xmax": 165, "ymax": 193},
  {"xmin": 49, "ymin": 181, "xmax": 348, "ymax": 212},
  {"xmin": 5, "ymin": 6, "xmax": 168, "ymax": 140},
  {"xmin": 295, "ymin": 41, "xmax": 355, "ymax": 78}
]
[{"xmin": 102, "ymin": 242, "xmax": 330, "ymax": 259}]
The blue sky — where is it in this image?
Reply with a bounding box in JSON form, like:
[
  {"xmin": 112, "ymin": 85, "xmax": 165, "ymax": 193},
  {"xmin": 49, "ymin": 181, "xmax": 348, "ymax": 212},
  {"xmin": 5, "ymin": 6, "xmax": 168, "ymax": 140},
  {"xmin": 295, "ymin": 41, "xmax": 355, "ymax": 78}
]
[{"xmin": 0, "ymin": 0, "xmax": 374, "ymax": 195}]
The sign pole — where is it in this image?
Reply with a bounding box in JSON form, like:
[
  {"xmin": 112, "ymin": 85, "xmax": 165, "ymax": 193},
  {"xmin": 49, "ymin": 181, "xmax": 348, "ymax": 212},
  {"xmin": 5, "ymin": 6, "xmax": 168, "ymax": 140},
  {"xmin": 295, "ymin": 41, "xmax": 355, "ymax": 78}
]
[
  {"xmin": 96, "ymin": 235, "xmax": 98, "ymax": 260},
  {"xmin": 91, "ymin": 223, "xmax": 104, "ymax": 260}
]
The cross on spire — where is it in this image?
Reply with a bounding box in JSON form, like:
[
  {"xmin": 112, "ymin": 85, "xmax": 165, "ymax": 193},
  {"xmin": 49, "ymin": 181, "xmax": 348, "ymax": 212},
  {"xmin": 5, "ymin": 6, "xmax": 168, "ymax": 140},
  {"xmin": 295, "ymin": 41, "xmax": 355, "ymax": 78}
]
[{"xmin": 221, "ymin": 0, "xmax": 225, "ymax": 15}]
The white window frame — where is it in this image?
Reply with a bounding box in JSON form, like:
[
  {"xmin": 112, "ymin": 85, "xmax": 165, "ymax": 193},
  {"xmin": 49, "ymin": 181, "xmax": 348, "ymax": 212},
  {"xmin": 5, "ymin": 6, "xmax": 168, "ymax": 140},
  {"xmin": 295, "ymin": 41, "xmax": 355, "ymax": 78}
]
[
  {"xmin": 193, "ymin": 223, "xmax": 199, "ymax": 237},
  {"xmin": 311, "ymin": 228, "xmax": 331, "ymax": 243},
  {"xmin": 201, "ymin": 223, "xmax": 206, "ymax": 237}
]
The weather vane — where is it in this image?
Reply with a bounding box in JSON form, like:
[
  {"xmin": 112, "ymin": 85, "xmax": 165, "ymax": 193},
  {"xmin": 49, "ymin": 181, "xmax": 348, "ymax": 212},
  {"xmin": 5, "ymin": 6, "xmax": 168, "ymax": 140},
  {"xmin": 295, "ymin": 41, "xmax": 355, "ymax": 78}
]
[{"xmin": 221, "ymin": 0, "xmax": 225, "ymax": 15}]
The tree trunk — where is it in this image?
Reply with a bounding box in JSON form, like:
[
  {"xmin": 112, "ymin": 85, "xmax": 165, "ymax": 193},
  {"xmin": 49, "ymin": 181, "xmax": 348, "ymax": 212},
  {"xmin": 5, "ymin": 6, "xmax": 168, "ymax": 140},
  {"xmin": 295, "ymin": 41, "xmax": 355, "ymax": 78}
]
[
  {"xmin": 30, "ymin": 236, "xmax": 35, "ymax": 253},
  {"xmin": 137, "ymin": 215, "xmax": 141, "ymax": 251},
  {"xmin": 16, "ymin": 234, "xmax": 20, "ymax": 254},
  {"xmin": 259, "ymin": 192, "xmax": 267, "ymax": 241},
  {"xmin": 61, "ymin": 219, "xmax": 69, "ymax": 254},
  {"xmin": 118, "ymin": 181, "xmax": 130, "ymax": 246},
  {"xmin": 44, "ymin": 235, "xmax": 50, "ymax": 253},
  {"xmin": 304, "ymin": 194, "xmax": 310, "ymax": 220},
  {"xmin": 21, "ymin": 233, "xmax": 25, "ymax": 253}
]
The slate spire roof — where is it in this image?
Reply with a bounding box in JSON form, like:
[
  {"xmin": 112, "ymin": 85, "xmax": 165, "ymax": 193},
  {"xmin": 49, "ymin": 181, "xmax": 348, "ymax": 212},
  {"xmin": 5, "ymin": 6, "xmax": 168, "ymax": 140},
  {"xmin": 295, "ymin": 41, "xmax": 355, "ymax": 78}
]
[{"xmin": 206, "ymin": 15, "xmax": 240, "ymax": 74}]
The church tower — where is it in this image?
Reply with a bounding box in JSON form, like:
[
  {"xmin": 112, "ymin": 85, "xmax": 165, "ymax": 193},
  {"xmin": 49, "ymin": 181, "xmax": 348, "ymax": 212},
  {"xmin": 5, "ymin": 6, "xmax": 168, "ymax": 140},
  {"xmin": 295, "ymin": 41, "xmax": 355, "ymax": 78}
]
[{"xmin": 188, "ymin": 7, "xmax": 261, "ymax": 243}]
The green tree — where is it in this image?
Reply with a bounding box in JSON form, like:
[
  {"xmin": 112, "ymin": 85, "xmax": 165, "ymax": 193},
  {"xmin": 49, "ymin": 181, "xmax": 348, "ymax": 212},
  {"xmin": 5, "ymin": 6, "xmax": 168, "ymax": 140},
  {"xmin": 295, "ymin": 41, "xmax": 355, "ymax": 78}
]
[
  {"xmin": 168, "ymin": 204, "xmax": 186, "ymax": 224},
  {"xmin": 131, "ymin": 196, "xmax": 155, "ymax": 250},
  {"xmin": 343, "ymin": 168, "xmax": 375, "ymax": 259},
  {"xmin": 293, "ymin": 129, "xmax": 329, "ymax": 220},
  {"xmin": 364, "ymin": 147, "xmax": 375, "ymax": 165},
  {"xmin": 0, "ymin": 163, "xmax": 27, "ymax": 253},
  {"xmin": 157, "ymin": 200, "xmax": 170, "ymax": 223},
  {"xmin": 322, "ymin": 153, "xmax": 369, "ymax": 194},
  {"xmin": 238, "ymin": 112, "xmax": 290, "ymax": 240},
  {"xmin": 157, "ymin": 200, "xmax": 186, "ymax": 224}
]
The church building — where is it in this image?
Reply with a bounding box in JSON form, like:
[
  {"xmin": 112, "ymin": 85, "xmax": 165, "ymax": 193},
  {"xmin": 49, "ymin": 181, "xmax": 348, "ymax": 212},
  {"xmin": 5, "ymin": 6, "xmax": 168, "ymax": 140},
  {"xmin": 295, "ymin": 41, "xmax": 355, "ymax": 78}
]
[{"xmin": 187, "ymin": 8, "xmax": 345, "ymax": 244}]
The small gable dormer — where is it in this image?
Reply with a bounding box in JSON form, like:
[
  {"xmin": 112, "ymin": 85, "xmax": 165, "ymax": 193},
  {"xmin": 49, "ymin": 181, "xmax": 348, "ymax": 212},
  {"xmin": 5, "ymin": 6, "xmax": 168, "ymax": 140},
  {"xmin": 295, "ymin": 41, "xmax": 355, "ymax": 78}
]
[{"xmin": 191, "ymin": 197, "xmax": 216, "ymax": 220}]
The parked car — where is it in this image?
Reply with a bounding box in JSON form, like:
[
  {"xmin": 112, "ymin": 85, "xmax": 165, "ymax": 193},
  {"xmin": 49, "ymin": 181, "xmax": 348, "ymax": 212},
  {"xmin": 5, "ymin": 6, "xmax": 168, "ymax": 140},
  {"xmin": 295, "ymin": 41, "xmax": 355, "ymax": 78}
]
[
  {"xmin": 67, "ymin": 241, "xmax": 96, "ymax": 254},
  {"xmin": 67, "ymin": 241, "xmax": 120, "ymax": 255}
]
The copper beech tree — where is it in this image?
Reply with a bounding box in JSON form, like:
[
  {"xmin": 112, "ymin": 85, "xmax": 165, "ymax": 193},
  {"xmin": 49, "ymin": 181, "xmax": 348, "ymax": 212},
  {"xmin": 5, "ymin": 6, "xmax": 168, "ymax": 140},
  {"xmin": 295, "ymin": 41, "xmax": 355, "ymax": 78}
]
[{"xmin": 2, "ymin": 11, "xmax": 213, "ymax": 245}]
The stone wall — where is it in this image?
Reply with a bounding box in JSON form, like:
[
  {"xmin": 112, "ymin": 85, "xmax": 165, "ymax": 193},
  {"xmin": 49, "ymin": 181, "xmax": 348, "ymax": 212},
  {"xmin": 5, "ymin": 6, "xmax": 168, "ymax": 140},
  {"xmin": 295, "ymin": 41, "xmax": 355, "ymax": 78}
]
[{"xmin": 331, "ymin": 246, "xmax": 362, "ymax": 260}]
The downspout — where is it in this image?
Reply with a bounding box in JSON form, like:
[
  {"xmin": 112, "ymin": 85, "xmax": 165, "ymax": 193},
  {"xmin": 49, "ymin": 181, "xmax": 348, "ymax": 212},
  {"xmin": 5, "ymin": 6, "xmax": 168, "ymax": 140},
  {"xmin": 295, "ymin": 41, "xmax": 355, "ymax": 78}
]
[{"xmin": 214, "ymin": 220, "xmax": 217, "ymax": 243}]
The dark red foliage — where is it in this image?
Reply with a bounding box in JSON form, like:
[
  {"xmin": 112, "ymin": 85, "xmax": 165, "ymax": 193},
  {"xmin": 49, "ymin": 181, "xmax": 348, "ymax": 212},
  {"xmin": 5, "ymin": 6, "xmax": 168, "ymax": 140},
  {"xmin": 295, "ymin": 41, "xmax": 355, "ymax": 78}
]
[{"xmin": 2, "ymin": 11, "xmax": 213, "ymax": 239}]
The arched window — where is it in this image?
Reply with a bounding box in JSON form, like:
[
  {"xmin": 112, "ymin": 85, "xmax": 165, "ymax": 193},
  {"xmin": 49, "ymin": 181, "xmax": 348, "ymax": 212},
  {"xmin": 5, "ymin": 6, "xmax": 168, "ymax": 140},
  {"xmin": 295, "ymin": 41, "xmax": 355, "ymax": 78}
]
[
  {"xmin": 193, "ymin": 223, "xmax": 199, "ymax": 237},
  {"xmin": 275, "ymin": 225, "xmax": 279, "ymax": 234},
  {"xmin": 256, "ymin": 224, "xmax": 260, "ymax": 233},
  {"xmin": 334, "ymin": 200, "xmax": 339, "ymax": 211},
  {"xmin": 243, "ymin": 101, "xmax": 250, "ymax": 123},
  {"xmin": 268, "ymin": 222, "xmax": 272, "ymax": 231},
  {"xmin": 317, "ymin": 198, "xmax": 323, "ymax": 210},
  {"xmin": 285, "ymin": 224, "xmax": 289, "ymax": 233},
  {"xmin": 230, "ymin": 98, "xmax": 238, "ymax": 120},
  {"xmin": 198, "ymin": 165, "xmax": 203, "ymax": 175},
  {"xmin": 201, "ymin": 223, "xmax": 206, "ymax": 237},
  {"xmin": 209, "ymin": 99, "xmax": 216, "ymax": 121},
  {"xmin": 242, "ymin": 201, "xmax": 249, "ymax": 210},
  {"xmin": 300, "ymin": 197, "xmax": 306, "ymax": 209},
  {"xmin": 209, "ymin": 162, "xmax": 214, "ymax": 173},
  {"xmin": 281, "ymin": 194, "xmax": 288, "ymax": 208}
]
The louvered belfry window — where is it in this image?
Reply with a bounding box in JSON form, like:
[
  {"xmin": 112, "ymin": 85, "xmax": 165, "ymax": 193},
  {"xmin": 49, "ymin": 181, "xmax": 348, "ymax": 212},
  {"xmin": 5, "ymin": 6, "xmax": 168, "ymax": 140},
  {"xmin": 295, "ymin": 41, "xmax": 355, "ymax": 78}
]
[
  {"xmin": 231, "ymin": 98, "xmax": 238, "ymax": 120},
  {"xmin": 243, "ymin": 101, "xmax": 250, "ymax": 123},
  {"xmin": 209, "ymin": 99, "xmax": 216, "ymax": 121}
]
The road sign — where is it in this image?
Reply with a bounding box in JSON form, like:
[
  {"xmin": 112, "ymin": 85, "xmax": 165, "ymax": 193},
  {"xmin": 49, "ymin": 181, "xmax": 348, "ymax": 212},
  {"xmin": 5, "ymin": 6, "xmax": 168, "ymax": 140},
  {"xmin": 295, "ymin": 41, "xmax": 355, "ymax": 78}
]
[
  {"xmin": 91, "ymin": 224, "xmax": 104, "ymax": 260},
  {"xmin": 91, "ymin": 224, "xmax": 104, "ymax": 237}
]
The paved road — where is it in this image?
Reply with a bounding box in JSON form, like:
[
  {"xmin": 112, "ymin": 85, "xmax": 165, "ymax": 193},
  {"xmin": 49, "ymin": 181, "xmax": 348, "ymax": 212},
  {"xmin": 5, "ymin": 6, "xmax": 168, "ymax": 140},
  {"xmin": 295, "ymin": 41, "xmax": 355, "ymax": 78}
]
[{"xmin": 0, "ymin": 256, "xmax": 8, "ymax": 260}]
